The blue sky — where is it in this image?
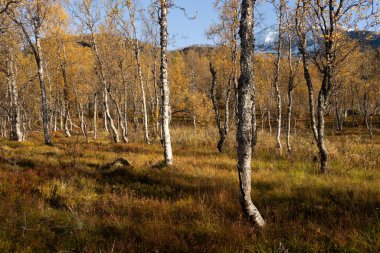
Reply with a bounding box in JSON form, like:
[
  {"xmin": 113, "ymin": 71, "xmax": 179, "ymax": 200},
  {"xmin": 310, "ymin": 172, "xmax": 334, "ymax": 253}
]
[{"xmin": 137, "ymin": 0, "xmax": 277, "ymax": 49}]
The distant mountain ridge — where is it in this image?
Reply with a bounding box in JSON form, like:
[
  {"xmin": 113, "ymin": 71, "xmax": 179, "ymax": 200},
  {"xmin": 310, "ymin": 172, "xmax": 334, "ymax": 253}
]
[
  {"xmin": 179, "ymin": 27, "xmax": 379, "ymax": 55},
  {"xmin": 254, "ymin": 26, "xmax": 380, "ymax": 53}
]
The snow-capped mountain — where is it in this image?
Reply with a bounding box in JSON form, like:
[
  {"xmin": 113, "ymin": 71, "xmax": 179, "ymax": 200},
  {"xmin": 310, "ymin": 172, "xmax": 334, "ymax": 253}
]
[
  {"xmin": 179, "ymin": 28, "xmax": 379, "ymax": 55},
  {"xmin": 255, "ymin": 26, "xmax": 279, "ymax": 53},
  {"xmin": 254, "ymin": 26, "xmax": 380, "ymax": 53}
]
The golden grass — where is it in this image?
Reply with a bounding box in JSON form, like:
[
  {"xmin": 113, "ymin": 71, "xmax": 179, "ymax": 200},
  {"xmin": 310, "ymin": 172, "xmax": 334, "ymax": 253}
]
[{"xmin": 0, "ymin": 126, "xmax": 379, "ymax": 252}]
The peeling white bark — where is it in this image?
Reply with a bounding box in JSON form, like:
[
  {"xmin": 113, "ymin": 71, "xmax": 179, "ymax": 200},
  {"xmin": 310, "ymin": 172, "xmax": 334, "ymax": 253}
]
[
  {"xmin": 237, "ymin": 0, "xmax": 265, "ymax": 227},
  {"xmin": 159, "ymin": 0, "xmax": 173, "ymax": 165}
]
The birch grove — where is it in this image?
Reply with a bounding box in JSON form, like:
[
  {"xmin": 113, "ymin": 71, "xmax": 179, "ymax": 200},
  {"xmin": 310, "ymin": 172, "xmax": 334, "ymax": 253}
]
[{"xmin": 0, "ymin": 0, "xmax": 378, "ymax": 233}]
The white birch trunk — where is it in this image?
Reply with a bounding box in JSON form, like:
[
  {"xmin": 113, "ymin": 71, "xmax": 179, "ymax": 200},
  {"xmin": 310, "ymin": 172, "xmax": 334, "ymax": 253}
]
[
  {"xmin": 159, "ymin": 0, "xmax": 173, "ymax": 165},
  {"xmin": 274, "ymin": 0, "xmax": 284, "ymax": 155},
  {"xmin": 109, "ymin": 91, "xmax": 128, "ymax": 143},
  {"xmin": 6, "ymin": 49, "xmax": 23, "ymax": 141},
  {"xmin": 286, "ymin": 33, "xmax": 295, "ymax": 153},
  {"xmin": 103, "ymin": 87, "xmax": 120, "ymax": 143},
  {"xmin": 59, "ymin": 44, "xmax": 71, "ymax": 138},
  {"xmin": 237, "ymin": 0, "xmax": 265, "ymax": 227},
  {"xmin": 93, "ymin": 93, "xmax": 97, "ymax": 140},
  {"xmin": 130, "ymin": 17, "xmax": 150, "ymax": 144},
  {"xmin": 36, "ymin": 31, "xmax": 52, "ymax": 145},
  {"xmin": 90, "ymin": 31, "xmax": 119, "ymax": 143}
]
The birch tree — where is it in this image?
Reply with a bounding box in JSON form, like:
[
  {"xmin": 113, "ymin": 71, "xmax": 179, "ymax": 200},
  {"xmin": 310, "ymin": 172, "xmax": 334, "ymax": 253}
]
[
  {"xmin": 6, "ymin": 0, "xmax": 55, "ymax": 145},
  {"xmin": 50, "ymin": 11, "xmax": 72, "ymax": 138},
  {"xmin": 74, "ymin": 0, "xmax": 120, "ymax": 143},
  {"xmin": 111, "ymin": 0, "xmax": 150, "ymax": 144},
  {"xmin": 159, "ymin": 0, "xmax": 173, "ymax": 165},
  {"xmin": 207, "ymin": 0, "xmax": 240, "ymax": 152},
  {"xmin": 284, "ymin": 9, "xmax": 300, "ymax": 153},
  {"xmin": 355, "ymin": 50, "xmax": 380, "ymax": 138},
  {"xmin": 295, "ymin": 0, "xmax": 378, "ymax": 173},
  {"xmin": 210, "ymin": 62, "xmax": 231, "ymax": 152},
  {"xmin": 0, "ymin": 21, "xmax": 22, "ymax": 141},
  {"xmin": 208, "ymin": 0, "xmax": 240, "ymax": 120},
  {"xmin": 236, "ymin": 0, "xmax": 265, "ymax": 227},
  {"xmin": 143, "ymin": 7, "xmax": 161, "ymax": 138},
  {"xmin": 272, "ymin": 0, "xmax": 285, "ymax": 155},
  {"xmin": 58, "ymin": 40, "xmax": 72, "ymax": 138}
]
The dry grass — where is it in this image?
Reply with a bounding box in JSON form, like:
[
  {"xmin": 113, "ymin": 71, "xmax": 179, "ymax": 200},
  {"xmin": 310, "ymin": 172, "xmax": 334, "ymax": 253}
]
[{"xmin": 0, "ymin": 126, "xmax": 379, "ymax": 252}]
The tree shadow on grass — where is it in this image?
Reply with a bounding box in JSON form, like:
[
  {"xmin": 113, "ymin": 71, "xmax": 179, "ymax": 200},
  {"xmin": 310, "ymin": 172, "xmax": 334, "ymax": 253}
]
[
  {"xmin": 96, "ymin": 165, "xmax": 233, "ymax": 201},
  {"xmin": 234, "ymin": 179, "xmax": 376, "ymax": 233},
  {"xmin": 94, "ymin": 163, "xmax": 380, "ymax": 250}
]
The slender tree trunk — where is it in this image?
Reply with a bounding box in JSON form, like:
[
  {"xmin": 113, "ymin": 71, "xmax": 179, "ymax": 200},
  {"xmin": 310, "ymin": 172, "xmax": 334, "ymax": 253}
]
[
  {"xmin": 296, "ymin": 1, "xmax": 337, "ymax": 173},
  {"xmin": 93, "ymin": 93, "xmax": 97, "ymax": 140},
  {"xmin": 317, "ymin": 92, "xmax": 328, "ymax": 173},
  {"xmin": 109, "ymin": 91, "xmax": 128, "ymax": 143},
  {"xmin": 224, "ymin": 84, "xmax": 231, "ymax": 142},
  {"xmin": 274, "ymin": 0, "xmax": 284, "ymax": 155},
  {"xmin": 159, "ymin": 0, "xmax": 173, "ymax": 165},
  {"xmin": 60, "ymin": 102, "xmax": 63, "ymax": 131},
  {"xmin": 76, "ymin": 100, "xmax": 85, "ymax": 137},
  {"xmin": 298, "ymin": 35, "xmax": 319, "ymax": 142},
  {"xmin": 147, "ymin": 77, "xmax": 157, "ymax": 137},
  {"xmin": 104, "ymin": 97, "xmax": 118, "ymax": 143},
  {"xmin": 267, "ymin": 109, "xmax": 272, "ymax": 133},
  {"xmin": 362, "ymin": 91, "xmax": 374, "ymax": 138},
  {"xmin": 103, "ymin": 87, "xmax": 120, "ymax": 143},
  {"xmin": 89, "ymin": 26, "xmax": 119, "ymax": 143},
  {"xmin": 342, "ymin": 94, "xmax": 347, "ymax": 129},
  {"xmin": 351, "ymin": 90, "xmax": 355, "ymax": 127},
  {"xmin": 124, "ymin": 88, "xmax": 129, "ymax": 140},
  {"xmin": 1, "ymin": 118, "xmax": 6, "ymax": 138},
  {"xmin": 116, "ymin": 114, "xmax": 120, "ymax": 130},
  {"xmin": 237, "ymin": 0, "xmax": 265, "ymax": 227},
  {"xmin": 147, "ymin": 74, "xmax": 159, "ymax": 137},
  {"xmin": 286, "ymin": 35, "xmax": 295, "ymax": 153},
  {"xmin": 103, "ymin": 98, "xmax": 109, "ymax": 133},
  {"xmin": 35, "ymin": 34, "xmax": 52, "ymax": 145},
  {"xmin": 335, "ymin": 100, "xmax": 343, "ymax": 131},
  {"xmin": 304, "ymin": 62, "xmax": 318, "ymax": 141},
  {"xmin": 316, "ymin": 31, "xmax": 334, "ymax": 172},
  {"xmin": 53, "ymin": 107, "xmax": 57, "ymax": 132},
  {"xmin": 59, "ymin": 45, "xmax": 71, "ymax": 138},
  {"xmin": 7, "ymin": 49, "xmax": 23, "ymax": 141},
  {"xmin": 251, "ymin": 87, "xmax": 258, "ymax": 150},
  {"xmin": 121, "ymin": 118, "xmax": 128, "ymax": 143},
  {"xmin": 368, "ymin": 115, "xmax": 374, "ymax": 139},
  {"xmin": 21, "ymin": 110, "xmax": 28, "ymax": 141},
  {"xmin": 232, "ymin": 33, "xmax": 239, "ymax": 123},
  {"xmin": 286, "ymin": 87, "xmax": 293, "ymax": 152},
  {"xmin": 132, "ymin": 87, "xmax": 139, "ymax": 132},
  {"xmin": 79, "ymin": 103, "xmax": 89, "ymax": 143},
  {"xmin": 210, "ymin": 63, "xmax": 230, "ymax": 152},
  {"xmin": 68, "ymin": 112, "xmax": 72, "ymax": 131},
  {"xmin": 121, "ymin": 71, "xmax": 129, "ymax": 142},
  {"xmin": 132, "ymin": 31, "xmax": 150, "ymax": 144},
  {"xmin": 362, "ymin": 92, "xmax": 375, "ymax": 138},
  {"xmin": 153, "ymin": 58, "xmax": 161, "ymax": 138}
]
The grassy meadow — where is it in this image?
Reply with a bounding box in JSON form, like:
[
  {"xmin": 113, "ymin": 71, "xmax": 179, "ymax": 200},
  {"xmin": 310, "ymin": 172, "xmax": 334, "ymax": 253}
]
[{"xmin": 0, "ymin": 126, "xmax": 379, "ymax": 252}]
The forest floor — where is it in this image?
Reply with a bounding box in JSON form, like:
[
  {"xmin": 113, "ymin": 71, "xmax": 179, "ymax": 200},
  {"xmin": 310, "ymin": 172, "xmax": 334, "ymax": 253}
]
[{"xmin": 0, "ymin": 126, "xmax": 379, "ymax": 252}]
